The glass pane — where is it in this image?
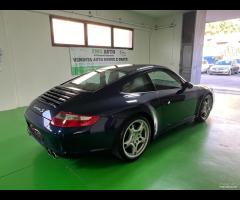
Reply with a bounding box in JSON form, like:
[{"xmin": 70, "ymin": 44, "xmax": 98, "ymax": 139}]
[
  {"xmin": 148, "ymin": 71, "xmax": 181, "ymax": 90},
  {"xmin": 52, "ymin": 18, "xmax": 85, "ymax": 45},
  {"xmin": 67, "ymin": 68, "xmax": 127, "ymax": 92},
  {"xmin": 122, "ymin": 75, "xmax": 154, "ymax": 93},
  {"xmin": 113, "ymin": 28, "xmax": 133, "ymax": 48},
  {"xmin": 87, "ymin": 24, "xmax": 111, "ymax": 46}
]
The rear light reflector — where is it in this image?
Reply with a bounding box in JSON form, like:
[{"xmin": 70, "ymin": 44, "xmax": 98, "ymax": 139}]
[{"xmin": 51, "ymin": 111, "xmax": 100, "ymax": 127}]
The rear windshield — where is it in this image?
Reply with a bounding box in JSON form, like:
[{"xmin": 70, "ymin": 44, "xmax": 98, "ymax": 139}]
[
  {"xmin": 67, "ymin": 66, "xmax": 127, "ymax": 92},
  {"xmin": 215, "ymin": 60, "xmax": 232, "ymax": 65}
]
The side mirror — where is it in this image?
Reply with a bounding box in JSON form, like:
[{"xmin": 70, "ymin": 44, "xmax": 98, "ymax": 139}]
[{"xmin": 182, "ymin": 82, "xmax": 193, "ymax": 89}]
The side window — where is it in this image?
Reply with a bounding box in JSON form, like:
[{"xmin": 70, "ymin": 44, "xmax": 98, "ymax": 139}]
[
  {"xmin": 122, "ymin": 74, "xmax": 154, "ymax": 93},
  {"xmin": 106, "ymin": 71, "xmax": 125, "ymax": 84},
  {"xmin": 148, "ymin": 70, "xmax": 182, "ymax": 90}
]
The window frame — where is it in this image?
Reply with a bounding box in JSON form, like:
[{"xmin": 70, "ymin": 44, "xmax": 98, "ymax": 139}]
[
  {"xmin": 49, "ymin": 15, "xmax": 134, "ymax": 50},
  {"xmin": 113, "ymin": 26, "xmax": 134, "ymax": 49},
  {"xmin": 120, "ymin": 68, "xmax": 186, "ymax": 94},
  {"xmin": 50, "ymin": 15, "xmax": 86, "ymax": 47},
  {"xmin": 86, "ymin": 22, "xmax": 112, "ymax": 48}
]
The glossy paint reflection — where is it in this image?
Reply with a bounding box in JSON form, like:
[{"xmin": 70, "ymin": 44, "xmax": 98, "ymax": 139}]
[{"xmin": 42, "ymin": 110, "xmax": 52, "ymax": 132}]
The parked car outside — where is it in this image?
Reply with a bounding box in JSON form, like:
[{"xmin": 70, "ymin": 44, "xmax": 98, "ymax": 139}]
[
  {"xmin": 207, "ymin": 59, "xmax": 240, "ymax": 75},
  {"xmin": 201, "ymin": 60, "xmax": 210, "ymax": 73}
]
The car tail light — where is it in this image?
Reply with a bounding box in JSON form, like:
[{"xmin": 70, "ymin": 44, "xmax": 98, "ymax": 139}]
[{"xmin": 51, "ymin": 111, "xmax": 100, "ymax": 127}]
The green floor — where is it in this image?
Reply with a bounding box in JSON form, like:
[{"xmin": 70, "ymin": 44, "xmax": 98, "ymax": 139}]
[{"xmin": 0, "ymin": 93, "xmax": 240, "ymax": 189}]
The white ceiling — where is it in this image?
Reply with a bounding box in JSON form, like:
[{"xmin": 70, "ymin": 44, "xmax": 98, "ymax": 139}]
[{"xmin": 131, "ymin": 10, "xmax": 189, "ymax": 18}]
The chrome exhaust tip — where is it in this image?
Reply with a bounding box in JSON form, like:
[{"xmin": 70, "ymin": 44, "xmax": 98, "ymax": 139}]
[
  {"xmin": 51, "ymin": 151, "xmax": 58, "ymax": 159},
  {"xmin": 47, "ymin": 149, "xmax": 58, "ymax": 159},
  {"xmin": 47, "ymin": 149, "xmax": 52, "ymax": 156}
]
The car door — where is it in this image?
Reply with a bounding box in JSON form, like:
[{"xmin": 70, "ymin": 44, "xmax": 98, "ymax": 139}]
[{"xmin": 147, "ymin": 69, "xmax": 198, "ymax": 131}]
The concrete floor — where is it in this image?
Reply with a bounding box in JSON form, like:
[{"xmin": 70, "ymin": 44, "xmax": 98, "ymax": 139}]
[{"xmin": 0, "ymin": 93, "xmax": 240, "ymax": 189}]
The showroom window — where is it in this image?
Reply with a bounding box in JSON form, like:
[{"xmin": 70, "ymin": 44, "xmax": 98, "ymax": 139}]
[
  {"xmin": 50, "ymin": 15, "xmax": 133, "ymax": 49},
  {"xmin": 51, "ymin": 17, "xmax": 85, "ymax": 46},
  {"xmin": 87, "ymin": 24, "xmax": 112, "ymax": 47},
  {"xmin": 113, "ymin": 27, "xmax": 133, "ymax": 48}
]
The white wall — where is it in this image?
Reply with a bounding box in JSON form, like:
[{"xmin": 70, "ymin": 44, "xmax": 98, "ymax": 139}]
[
  {"xmin": 150, "ymin": 13, "xmax": 183, "ymax": 73},
  {"xmin": 0, "ymin": 10, "xmax": 184, "ymax": 111},
  {"xmin": 2, "ymin": 11, "xmax": 73, "ymax": 110},
  {"xmin": 0, "ymin": 12, "xmax": 18, "ymax": 110}
]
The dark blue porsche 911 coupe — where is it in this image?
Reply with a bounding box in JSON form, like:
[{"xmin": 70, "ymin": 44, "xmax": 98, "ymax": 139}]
[{"xmin": 24, "ymin": 64, "xmax": 213, "ymax": 161}]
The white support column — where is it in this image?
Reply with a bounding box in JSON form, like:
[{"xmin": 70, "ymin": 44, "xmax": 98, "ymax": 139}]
[{"xmin": 191, "ymin": 10, "xmax": 207, "ymax": 84}]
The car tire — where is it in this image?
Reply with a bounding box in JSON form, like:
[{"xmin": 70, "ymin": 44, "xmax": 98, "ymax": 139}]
[
  {"xmin": 207, "ymin": 70, "xmax": 211, "ymax": 75},
  {"xmin": 112, "ymin": 116, "xmax": 151, "ymax": 161},
  {"xmin": 195, "ymin": 94, "xmax": 213, "ymax": 122}
]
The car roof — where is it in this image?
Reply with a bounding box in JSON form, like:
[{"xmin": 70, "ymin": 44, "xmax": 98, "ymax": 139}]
[
  {"xmin": 96, "ymin": 64, "xmax": 168, "ymax": 75},
  {"xmin": 65, "ymin": 64, "xmax": 186, "ymax": 93}
]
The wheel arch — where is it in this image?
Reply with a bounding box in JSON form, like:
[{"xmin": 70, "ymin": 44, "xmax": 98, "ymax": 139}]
[
  {"xmin": 113, "ymin": 104, "xmax": 158, "ymax": 143},
  {"xmin": 129, "ymin": 112, "xmax": 155, "ymax": 143}
]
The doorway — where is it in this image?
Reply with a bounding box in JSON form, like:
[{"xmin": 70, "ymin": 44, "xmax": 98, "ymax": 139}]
[{"xmin": 200, "ymin": 18, "xmax": 240, "ymax": 94}]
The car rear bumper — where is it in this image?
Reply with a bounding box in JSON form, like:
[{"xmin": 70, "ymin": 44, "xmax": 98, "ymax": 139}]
[{"xmin": 24, "ymin": 107, "xmax": 117, "ymax": 156}]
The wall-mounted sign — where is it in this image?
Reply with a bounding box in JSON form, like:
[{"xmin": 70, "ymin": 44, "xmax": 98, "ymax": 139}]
[{"xmin": 70, "ymin": 47, "xmax": 129, "ymax": 75}]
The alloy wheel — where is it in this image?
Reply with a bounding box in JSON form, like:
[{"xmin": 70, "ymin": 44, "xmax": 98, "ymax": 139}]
[
  {"xmin": 200, "ymin": 95, "xmax": 213, "ymax": 120},
  {"xmin": 122, "ymin": 119, "xmax": 150, "ymax": 159}
]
